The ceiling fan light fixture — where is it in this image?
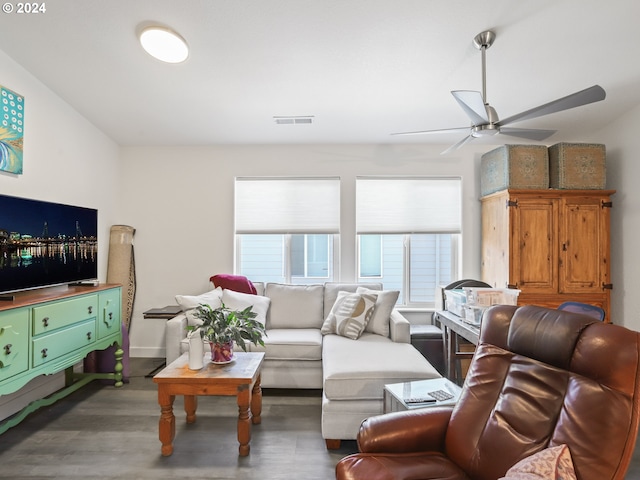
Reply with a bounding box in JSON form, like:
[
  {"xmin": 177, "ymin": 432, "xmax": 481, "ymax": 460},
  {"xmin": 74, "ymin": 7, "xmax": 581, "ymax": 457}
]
[
  {"xmin": 472, "ymin": 125, "xmax": 499, "ymax": 137},
  {"xmin": 139, "ymin": 26, "xmax": 189, "ymax": 63}
]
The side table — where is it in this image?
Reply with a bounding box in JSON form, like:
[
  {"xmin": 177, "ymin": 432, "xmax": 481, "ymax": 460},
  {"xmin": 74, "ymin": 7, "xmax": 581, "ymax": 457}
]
[
  {"xmin": 142, "ymin": 305, "xmax": 182, "ymax": 377},
  {"xmin": 383, "ymin": 377, "xmax": 462, "ymax": 413}
]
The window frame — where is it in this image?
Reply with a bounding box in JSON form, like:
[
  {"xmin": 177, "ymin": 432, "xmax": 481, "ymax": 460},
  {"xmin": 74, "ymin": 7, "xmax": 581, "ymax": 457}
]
[
  {"xmin": 234, "ymin": 177, "xmax": 341, "ymax": 284},
  {"xmin": 356, "ymin": 176, "xmax": 462, "ymax": 307}
]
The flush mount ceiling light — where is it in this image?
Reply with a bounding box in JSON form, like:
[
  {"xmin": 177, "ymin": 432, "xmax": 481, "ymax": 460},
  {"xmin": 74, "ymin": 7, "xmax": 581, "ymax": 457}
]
[{"xmin": 139, "ymin": 26, "xmax": 189, "ymax": 63}]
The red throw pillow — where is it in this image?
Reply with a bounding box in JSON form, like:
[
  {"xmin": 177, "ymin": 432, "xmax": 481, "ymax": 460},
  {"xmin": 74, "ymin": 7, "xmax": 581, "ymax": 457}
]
[{"xmin": 210, "ymin": 274, "xmax": 257, "ymax": 295}]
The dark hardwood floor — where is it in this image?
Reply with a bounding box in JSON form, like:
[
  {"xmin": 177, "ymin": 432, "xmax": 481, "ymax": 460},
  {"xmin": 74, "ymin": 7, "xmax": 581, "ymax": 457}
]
[
  {"xmin": 1, "ymin": 358, "xmax": 639, "ymax": 479},
  {"xmin": 0, "ymin": 358, "xmax": 357, "ymax": 479}
]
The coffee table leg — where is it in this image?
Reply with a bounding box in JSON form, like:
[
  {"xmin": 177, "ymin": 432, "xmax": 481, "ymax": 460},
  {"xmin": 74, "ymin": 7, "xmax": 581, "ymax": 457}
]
[
  {"xmin": 158, "ymin": 388, "xmax": 176, "ymax": 456},
  {"xmin": 237, "ymin": 384, "xmax": 251, "ymax": 456},
  {"xmin": 184, "ymin": 395, "xmax": 197, "ymax": 424},
  {"xmin": 251, "ymin": 374, "xmax": 262, "ymax": 425}
]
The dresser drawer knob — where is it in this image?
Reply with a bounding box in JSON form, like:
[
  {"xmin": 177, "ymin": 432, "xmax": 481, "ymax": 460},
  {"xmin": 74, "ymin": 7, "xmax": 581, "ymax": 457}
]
[
  {"xmin": 109, "ymin": 312, "xmax": 113, "ymax": 320},
  {"xmin": 4, "ymin": 344, "xmax": 11, "ymax": 355},
  {"xmin": 42, "ymin": 317, "xmax": 49, "ymax": 327},
  {"xmin": 41, "ymin": 348, "xmax": 48, "ymax": 358},
  {"xmin": 87, "ymin": 332, "xmax": 92, "ymax": 341},
  {"xmin": 88, "ymin": 306, "xmax": 93, "ymax": 315}
]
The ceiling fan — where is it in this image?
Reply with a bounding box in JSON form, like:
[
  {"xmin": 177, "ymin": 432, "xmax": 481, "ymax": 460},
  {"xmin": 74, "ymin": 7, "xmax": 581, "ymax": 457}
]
[{"xmin": 392, "ymin": 31, "xmax": 606, "ymax": 154}]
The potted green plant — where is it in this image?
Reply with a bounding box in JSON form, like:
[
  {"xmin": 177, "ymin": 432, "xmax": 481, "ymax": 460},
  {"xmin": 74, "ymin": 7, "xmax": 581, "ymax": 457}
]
[{"xmin": 189, "ymin": 303, "xmax": 266, "ymax": 363}]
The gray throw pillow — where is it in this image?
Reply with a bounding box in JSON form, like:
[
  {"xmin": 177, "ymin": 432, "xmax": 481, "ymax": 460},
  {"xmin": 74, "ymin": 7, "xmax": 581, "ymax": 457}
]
[{"xmin": 321, "ymin": 291, "xmax": 377, "ymax": 340}]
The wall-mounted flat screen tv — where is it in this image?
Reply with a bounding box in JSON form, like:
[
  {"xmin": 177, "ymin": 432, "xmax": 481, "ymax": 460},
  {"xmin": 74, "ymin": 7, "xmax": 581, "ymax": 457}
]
[{"xmin": 0, "ymin": 194, "xmax": 98, "ymax": 295}]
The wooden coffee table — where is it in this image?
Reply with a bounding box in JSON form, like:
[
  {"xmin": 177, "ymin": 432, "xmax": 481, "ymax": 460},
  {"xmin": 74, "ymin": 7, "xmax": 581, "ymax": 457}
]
[{"xmin": 153, "ymin": 351, "xmax": 265, "ymax": 457}]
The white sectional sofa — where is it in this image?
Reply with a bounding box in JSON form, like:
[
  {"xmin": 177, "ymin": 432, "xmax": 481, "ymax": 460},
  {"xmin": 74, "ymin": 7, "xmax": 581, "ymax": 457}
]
[{"xmin": 165, "ymin": 282, "xmax": 440, "ymax": 447}]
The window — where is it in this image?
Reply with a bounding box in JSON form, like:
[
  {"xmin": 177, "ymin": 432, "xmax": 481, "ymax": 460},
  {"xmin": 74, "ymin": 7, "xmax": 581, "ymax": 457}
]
[
  {"xmin": 356, "ymin": 177, "xmax": 461, "ymax": 307},
  {"xmin": 235, "ymin": 177, "xmax": 340, "ymax": 284}
]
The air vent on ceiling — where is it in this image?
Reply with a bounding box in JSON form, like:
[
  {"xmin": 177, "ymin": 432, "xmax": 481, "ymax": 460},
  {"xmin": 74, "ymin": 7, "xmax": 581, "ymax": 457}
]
[{"xmin": 273, "ymin": 116, "xmax": 314, "ymax": 125}]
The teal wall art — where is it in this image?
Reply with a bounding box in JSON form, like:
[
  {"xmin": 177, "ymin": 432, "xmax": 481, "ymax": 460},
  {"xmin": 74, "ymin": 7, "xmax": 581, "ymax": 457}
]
[{"xmin": 0, "ymin": 85, "xmax": 24, "ymax": 174}]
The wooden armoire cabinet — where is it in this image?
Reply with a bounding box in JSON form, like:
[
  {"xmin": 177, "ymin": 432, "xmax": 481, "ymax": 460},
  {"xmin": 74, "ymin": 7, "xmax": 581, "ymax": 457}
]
[{"xmin": 481, "ymin": 189, "xmax": 615, "ymax": 321}]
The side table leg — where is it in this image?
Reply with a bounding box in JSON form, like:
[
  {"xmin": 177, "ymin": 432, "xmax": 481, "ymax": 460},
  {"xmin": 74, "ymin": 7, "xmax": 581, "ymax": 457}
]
[
  {"xmin": 251, "ymin": 375, "xmax": 262, "ymax": 425},
  {"xmin": 237, "ymin": 384, "xmax": 251, "ymax": 456},
  {"xmin": 184, "ymin": 395, "xmax": 198, "ymax": 424},
  {"xmin": 158, "ymin": 389, "xmax": 176, "ymax": 456}
]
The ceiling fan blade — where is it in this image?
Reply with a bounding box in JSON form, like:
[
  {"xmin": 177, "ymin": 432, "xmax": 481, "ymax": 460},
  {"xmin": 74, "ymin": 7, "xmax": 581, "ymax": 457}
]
[
  {"xmin": 497, "ymin": 85, "xmax": 606, "ymax": 127},
  {"xmin": 391, "ymin": 126, "xmax": 470, "ymax": 137},
  {"xmin": 451, "ymin": 90, "xmax": 489, "ymax": 125},
  {"xmin": 499, "ymin": 127, "xmax": 557, "ymax": 141},
  {"xmin": 441, "ymin": 135, "xmax": 474, "ymax": 155}
]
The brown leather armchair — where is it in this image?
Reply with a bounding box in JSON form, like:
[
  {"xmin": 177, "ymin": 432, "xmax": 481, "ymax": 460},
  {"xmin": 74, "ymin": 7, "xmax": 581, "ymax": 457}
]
[{"xmin": 336, "ymin": 305, "xmax": 640, "ymax": 480}]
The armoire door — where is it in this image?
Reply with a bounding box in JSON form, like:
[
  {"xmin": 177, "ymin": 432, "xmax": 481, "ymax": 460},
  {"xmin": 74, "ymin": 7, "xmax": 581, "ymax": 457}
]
[
  {"xmin": 559, "ymin": 195, "xmax": 611, "ymax": 294},
  {"xmin": 510, "ymin": 196, "xmax": 559, "ymax": 293}
]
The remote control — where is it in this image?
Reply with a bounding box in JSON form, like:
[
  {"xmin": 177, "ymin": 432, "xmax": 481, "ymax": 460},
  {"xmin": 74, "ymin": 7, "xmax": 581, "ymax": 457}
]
[{"xmin": 404, "ymin": 396, "xmax": 437, "ymax": 404}]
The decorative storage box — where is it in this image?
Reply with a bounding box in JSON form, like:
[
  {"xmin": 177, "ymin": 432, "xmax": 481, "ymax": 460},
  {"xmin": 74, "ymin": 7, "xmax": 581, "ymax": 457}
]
[
  {"xmin": 463, "ymin": 305, "xmax": 486, "ymax": 326},
  {"xmin": 480, "ymin": 145, "xmax": 549, "ymax": 196},
  {"xmin": 548, "ymin": 143, "xmax": 606, "ymax": 189},
  {"xmin": 463, "ymin": 287, "xmax": 520, "ymax": 306},
  {"xmin": 444, "ymin": 289, "xmax": 466, "ymax": 317}
]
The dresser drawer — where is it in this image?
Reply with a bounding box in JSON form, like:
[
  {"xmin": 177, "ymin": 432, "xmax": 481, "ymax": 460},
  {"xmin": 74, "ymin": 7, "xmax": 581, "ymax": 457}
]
[
  {"xmin": 0, "ymin": 309, "xmax": 30, "ymax": 382},
  {"xmin": 32, "ymin": 319, "xmax": 96, "ymax": 367},
  {"xmin": 32, "ymin": 295, "xmax": 97, "ymax": 336},
  {"xmin": 98, "ymin": 290, "xmax": 121, "ymax": 339}
]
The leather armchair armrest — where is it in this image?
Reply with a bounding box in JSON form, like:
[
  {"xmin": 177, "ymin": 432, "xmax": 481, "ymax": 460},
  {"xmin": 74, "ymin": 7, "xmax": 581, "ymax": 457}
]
[{"xmin": 357, "ymin": 407, "xmax": 453, "ymax": 454}]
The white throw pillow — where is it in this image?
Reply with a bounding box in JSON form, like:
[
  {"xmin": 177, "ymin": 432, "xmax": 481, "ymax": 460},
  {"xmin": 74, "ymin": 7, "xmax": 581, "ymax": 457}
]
[
  {"xmin": 356, "ymin": 287, "xmax": 399, "ymax": 337},
  {"xmin": 184, "ymin": 309, "xmax": 204, "ymax": 328},
  {"xmin": 175, "ymin": 287, "xmax": 223, "ymax": 311},
  {"xmin": 499, "ymin": 444, "xmax": 577, "ymax": 480},
  {"xmin": 221, "ymin": 289, "xmax": 271, "ymax": 326},
  {"xmin": 321, "ymin": 291, "xmax": 377, "ymax": 340}
]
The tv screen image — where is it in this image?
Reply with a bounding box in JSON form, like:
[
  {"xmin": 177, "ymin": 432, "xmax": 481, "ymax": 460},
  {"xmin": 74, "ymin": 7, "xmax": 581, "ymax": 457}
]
[{"xmin": 0, "ymin": 194, "xmax": 98, "ymax": 294}]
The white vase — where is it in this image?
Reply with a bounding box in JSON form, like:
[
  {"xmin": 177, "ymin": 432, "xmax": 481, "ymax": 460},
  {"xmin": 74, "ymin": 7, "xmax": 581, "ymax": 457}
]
[{"xmin": 188, "ymin": 330, "xmax": 204, "ymax": 370}]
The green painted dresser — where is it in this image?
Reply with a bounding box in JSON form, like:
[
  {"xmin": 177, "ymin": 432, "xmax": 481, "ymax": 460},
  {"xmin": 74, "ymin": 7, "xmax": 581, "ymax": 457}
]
[{"xmin": 0, "ymin": 284, "xmax": 123, "ymax": 433}]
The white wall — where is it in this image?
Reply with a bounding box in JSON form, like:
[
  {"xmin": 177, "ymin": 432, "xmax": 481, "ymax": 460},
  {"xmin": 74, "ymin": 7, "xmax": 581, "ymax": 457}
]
[
  {"xmin": 0, "ymin": 49, "xmax": 121, "ymax": 418},
  {"xmin": 597, "ymin": 103, "xmax": 640, "ymax": 331},
  {"xmin": 0, "ymin": 49, "xmax": 121, "ymax": 276},
  {"xmin": 119, "ymin": 144, "xmax": 485, "ymax": 356}
]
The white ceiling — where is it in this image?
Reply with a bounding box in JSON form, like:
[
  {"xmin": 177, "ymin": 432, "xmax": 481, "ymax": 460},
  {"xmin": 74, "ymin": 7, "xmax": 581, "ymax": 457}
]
[{"xmin": 0, "ymin": 0, "xmax": 638, "ymax": 148}]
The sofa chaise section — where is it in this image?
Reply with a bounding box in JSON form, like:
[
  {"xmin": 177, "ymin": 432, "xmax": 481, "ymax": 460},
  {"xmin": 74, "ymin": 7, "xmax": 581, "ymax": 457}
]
[{"xmin": 321, "ymin": 332, "xmax": 440, "ymax": 448}]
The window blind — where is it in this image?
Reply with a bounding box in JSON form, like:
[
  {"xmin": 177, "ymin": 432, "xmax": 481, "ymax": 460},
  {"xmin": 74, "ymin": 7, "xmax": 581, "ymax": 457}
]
[
  {"xmin": 356, "ymin": 177, "xmax": 461, "ymax": 234},
  {"xmin": 235, "ymin": 177, "xmax": 340, "ymax": 234}
]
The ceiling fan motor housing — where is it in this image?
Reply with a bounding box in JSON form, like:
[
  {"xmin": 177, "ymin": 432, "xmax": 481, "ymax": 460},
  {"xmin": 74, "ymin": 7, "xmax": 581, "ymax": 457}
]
[{"xmin": 473, "ymin": 104, "xmax": 500, "ymax": 137}]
